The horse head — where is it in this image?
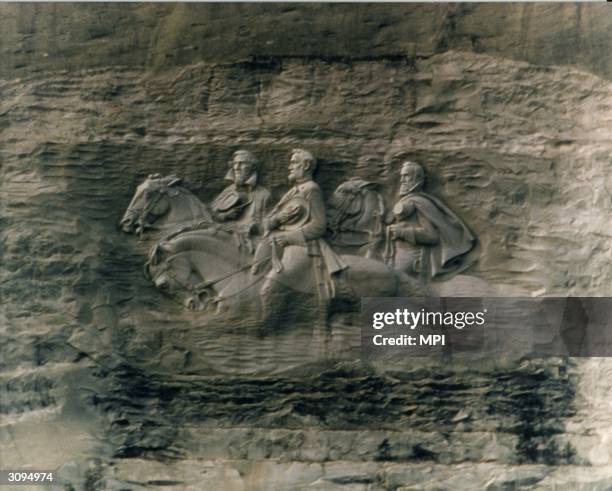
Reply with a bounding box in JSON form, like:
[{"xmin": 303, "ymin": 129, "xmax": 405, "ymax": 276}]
[
  {"xmin": 143, "ymin": 242, "xmax": 214, "ymax": 311},
  {"xmin": 328, "ymin": 179, "xmax": 385, "ymax": 254},
  {"xmin": 120, "ymin": 174, "xmax": 181, "ymax": 235},
  {"xmin": 121, "ymin": 174, "xmax": 211, "ymax": 237},
  {"xmin": 144, "ymin": 231, "xmax": 242, "ymax": 312}
]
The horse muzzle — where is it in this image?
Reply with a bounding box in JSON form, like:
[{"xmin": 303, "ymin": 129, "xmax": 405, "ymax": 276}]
[
  {"xmin": 120, "ymin": 214, "xmax": 136, "ymax": 233},
  {"xmin": 154, "ymin": 273, "xmax": 170, "ymax": 290}
]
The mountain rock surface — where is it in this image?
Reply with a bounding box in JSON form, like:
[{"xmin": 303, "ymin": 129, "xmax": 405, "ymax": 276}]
[{"xmin": 1, "ymin": 4, "xmax": 611, "ymax": 490}]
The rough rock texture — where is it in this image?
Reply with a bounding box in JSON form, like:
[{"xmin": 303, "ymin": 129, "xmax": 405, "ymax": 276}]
[
  {"xmin": 2, "ymin": 4, "xmax": 612, "ymax": 80},
  {"xmin": 1, "ymin": 4, "xmax": 612, "ymax": 491}
]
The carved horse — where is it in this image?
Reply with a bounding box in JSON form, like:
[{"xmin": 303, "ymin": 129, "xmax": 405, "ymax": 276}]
[
  {"xmin": 120, "ymin": 175, "xmax": 488, "ymax": 320},
  {"xmin": 326, "ymin": 179, "xmax": 489, "ymax": 297},
  {"xmin": 145, "ymin": 228, "xmax": 423, "ymax": 322},
  {"xmin": 327, "ymin": 178, "xmax": 385, "ymax": 258},
  {"xmin": 120, "ymin": 174, "xmax": 212, "ymax": 238}
]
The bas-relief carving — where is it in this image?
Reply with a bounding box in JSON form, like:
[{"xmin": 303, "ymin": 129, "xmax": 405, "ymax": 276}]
[
  {"xmin": 328, "ymin": 178, "xmax": 385, "ymax": 258},
  {"xmin": 121, "ymin": 149, "xmax": 478, "ymax": 323},
  {"xmin": 385, "ymin": 161, "xmax": 477, "ymax": 283},
  {"xmin": 209, "ymin": 150, "xmax": 271, "ymax": 254},
  {"xmin": 120, "ymin": 174, "xmax": 212, "ymax": 237}
]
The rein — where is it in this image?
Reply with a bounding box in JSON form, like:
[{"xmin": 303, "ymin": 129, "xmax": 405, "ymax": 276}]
[
  {"xmin": 383, "ymin": 226, "xmax": 396, "ymax": 265},
  {"xmin": 149, "ymin": 250, "xmax": 272, "ymax": 295},
  {"xmin": 212, "ymin": 274, "xmax": 266, "ymax": 301},
  {"xmin": 137, "ymin": 188, "xmax": 166, "ymax": 239},
  {"xmin": 192, "ymin": 261, "xmax": 259, "ymax": 291}
]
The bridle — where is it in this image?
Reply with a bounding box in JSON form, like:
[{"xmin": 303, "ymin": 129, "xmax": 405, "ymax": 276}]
[
  {"xmin": 123, "ymin": 181, "xmax": 169, "ymax": 238},
  {"xmin": 136, "ymin": 185, "xmax": 168, "ymax": 238}
]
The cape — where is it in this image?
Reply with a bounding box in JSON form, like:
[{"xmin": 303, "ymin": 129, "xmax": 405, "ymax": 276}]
[{"xmin": 406, "ymin": 192, "xmax": 477, "ymax": 279}]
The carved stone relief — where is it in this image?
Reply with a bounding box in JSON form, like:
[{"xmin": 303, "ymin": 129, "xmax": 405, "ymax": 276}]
[
  {"xmin": 5, "ymin": 4, "xmax": 612, "ymax": 489},
  {"xmin": 121, "ymin": 150, "xmax": 478, "ymax": 324}
]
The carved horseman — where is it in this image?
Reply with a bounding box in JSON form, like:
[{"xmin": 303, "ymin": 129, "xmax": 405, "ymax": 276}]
[
  {"xmin": 252, "ymin": 149, "xmax": 347, "ymax": 318},
  {"xmin": 122, "ymin": 152, "xmax": 426, "ymax": 317},
  {"xmin": 385, "ymin": 161, "xmax": 476, "ymax": 283},
  {"xmin": 209, "ymin": 150, "xmax": 271, "ymax": 254},
  {"xmin": 211, "ymin": 150, "xmax": 271, "ymax": 233}
]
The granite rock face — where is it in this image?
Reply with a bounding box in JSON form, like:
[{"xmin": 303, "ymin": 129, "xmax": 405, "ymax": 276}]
[
  {"xmin": 1, "ymin": 4, "xmax": 612, "ymax": 490},
  {"xmin": 1, "ymin": 4, "xmax": 612, "ymax": 80}
]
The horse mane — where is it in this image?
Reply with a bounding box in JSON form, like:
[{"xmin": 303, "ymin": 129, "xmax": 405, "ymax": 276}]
[
  {"xmin": 163, "ymin": 185, "xmax": 213, "ymax": 227},
  {"xmin": 329, "ymin": 180, "xmax": 384, "ymax": 233},
  {"xmin": 157, "ymin": 229, "xmax": 241, "ymax": 266}
]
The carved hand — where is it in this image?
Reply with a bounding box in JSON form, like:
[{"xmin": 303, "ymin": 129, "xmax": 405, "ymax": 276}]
[
  {"xmin": 219, "ymin": 207, "xmax": 242, "ymax": 221},
  {"xmin": 263, "ymin": 216, "xmax": 279, "ymax": 236},
  {"xmin": 276, "ymin": 203, "xmax": 302, "ymax": 224},
  {"xmin": 274, "ymin": 233, "xmax": 289, "ymax": 247},
  {"xmin": 388, "ymin": 224, "xmax": 414, "ymax": 243}
]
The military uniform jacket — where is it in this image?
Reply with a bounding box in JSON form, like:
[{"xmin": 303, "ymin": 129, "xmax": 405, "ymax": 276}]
[
  {"xmin": 392, "ymin": 192, "xmax": 476, "ymax": 279},
  {"xmin": 265, "ymin": 179, "xmax": 346, "ymax": 292}
]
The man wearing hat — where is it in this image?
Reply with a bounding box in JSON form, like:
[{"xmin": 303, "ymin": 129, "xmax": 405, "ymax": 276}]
[{"xmin": 385, "ymin": 161, "xmax": 476, "ymax": 283}]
